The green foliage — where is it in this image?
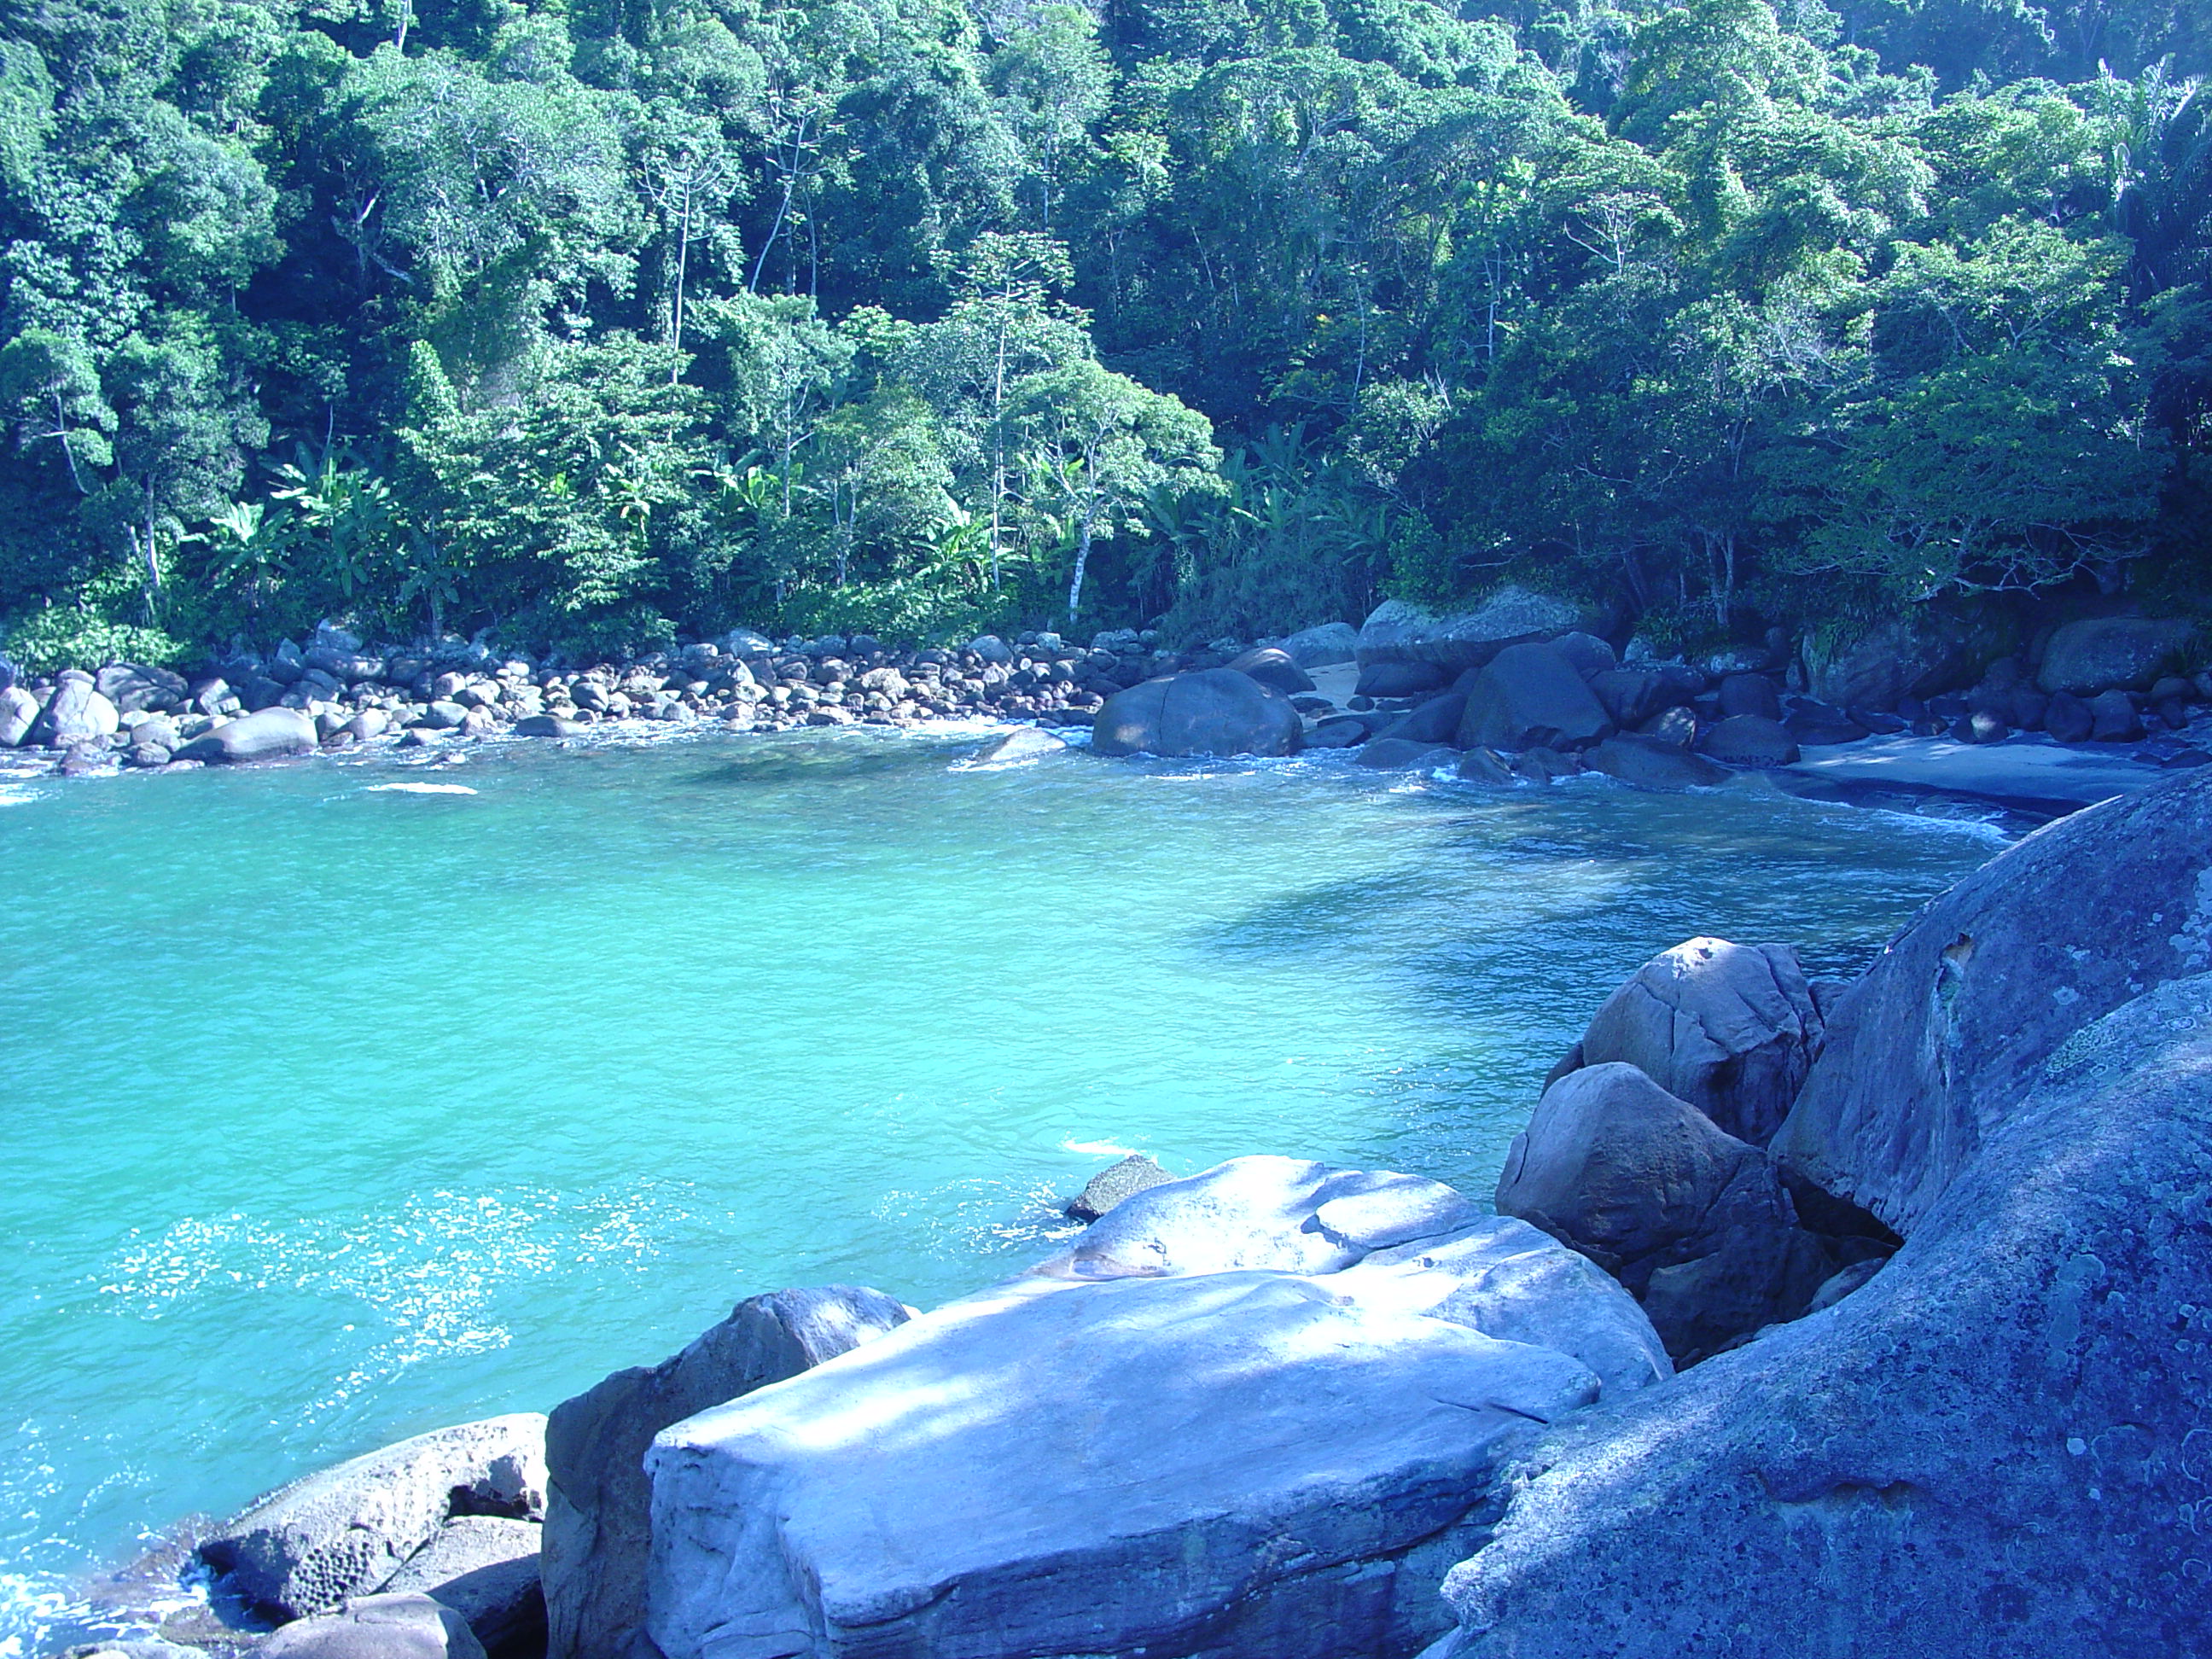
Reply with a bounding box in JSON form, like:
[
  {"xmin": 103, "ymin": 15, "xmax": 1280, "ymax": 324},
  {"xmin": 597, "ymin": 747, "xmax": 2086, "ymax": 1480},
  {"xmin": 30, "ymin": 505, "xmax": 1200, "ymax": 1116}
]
[{"xmin": 0, "ymin": 0, "xmax": 2204, "ymax": 657}]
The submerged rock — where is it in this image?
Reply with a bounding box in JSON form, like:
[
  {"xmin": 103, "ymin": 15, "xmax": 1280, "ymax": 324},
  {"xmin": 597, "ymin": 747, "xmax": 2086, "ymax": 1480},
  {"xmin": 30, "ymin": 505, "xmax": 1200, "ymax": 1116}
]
[
  {"xmin": 196, "ymin": 1415, "xmax": 547, "ymax": 1623},
  {"xmin": 969, "ymin": 726, "xmax": 1067, "ymax": 765},
  {"xmin": 1582, "ymin": 733, "xmax": 1728, "ymax": 792},
  {"xmin": 543, "ymin": 1288, "xmax": 908, "ymax": 1659}
]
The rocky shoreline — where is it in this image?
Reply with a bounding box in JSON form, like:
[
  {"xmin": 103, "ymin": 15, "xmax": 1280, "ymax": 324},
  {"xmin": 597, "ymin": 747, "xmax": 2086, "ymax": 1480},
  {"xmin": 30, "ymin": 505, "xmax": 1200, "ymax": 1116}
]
[
  {"xmin": 46, "ymin": 760, "xmax": 2209, "ymax": 1659},
  {"xmin": 4, "ymin": 589, "xmax": 2203, "ymax": 818}
]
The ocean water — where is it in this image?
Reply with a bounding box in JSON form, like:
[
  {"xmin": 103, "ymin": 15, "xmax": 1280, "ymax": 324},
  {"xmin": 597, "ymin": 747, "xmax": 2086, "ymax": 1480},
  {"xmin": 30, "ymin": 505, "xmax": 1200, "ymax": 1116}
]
[{"xmin": 0, "ymin": 725, "xmax": 2010, "ymax": 1648}]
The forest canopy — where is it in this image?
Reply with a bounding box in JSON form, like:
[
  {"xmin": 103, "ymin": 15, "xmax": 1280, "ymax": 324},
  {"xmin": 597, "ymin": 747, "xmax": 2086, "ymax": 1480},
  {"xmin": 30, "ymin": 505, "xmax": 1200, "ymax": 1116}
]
[{"xmin": 0, "ymin": 0, "xmax": 2206, "ymax": 666}]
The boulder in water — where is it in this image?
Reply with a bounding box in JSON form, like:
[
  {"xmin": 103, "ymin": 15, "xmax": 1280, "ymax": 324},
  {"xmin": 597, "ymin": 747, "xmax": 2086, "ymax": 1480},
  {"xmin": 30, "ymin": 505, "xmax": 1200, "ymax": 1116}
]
[
  {"xmin": 1582, "ymin": 733, "xmax": 1728, "ymax": 792},
  {"xmin": 1494, "ymin": 1063, "xmax": 1836, "ymax": 1359},
  {"xmin": 1372, "ymin": 691, "xmax": 1467, "ymax": 746},
  {"xmin": 0, "ymin": 684, "xmax": 38, "ymax": 746},
  {"xmin": 1697, "ymin": 713, "xmax": 1797, "ymax": 767},
  {"xmin": 1456, "ymin": 643, "xmax": 1612, "ymax": 752},
  {"xmin": 1092, "ymin": 669, "xmax": 1302, "ymax": 758},
  {"xmin": 1774, "ymin": 765, "xmax": 2212, "ymax": 1234},
  {"xmin": 25, "ymin": 671, "xmax": 119, "ymax": 748},
  {"xmin": 1064, "ymin": 1154, "xmax": 1173, "ymax": 1220},
  {"xmin": 1429, "ymin": 974, "xmax": 2212, "ymax": 1659},
  {"xmin": 174, "ymin": 707, "xmax": 318, "ymax": 764}
]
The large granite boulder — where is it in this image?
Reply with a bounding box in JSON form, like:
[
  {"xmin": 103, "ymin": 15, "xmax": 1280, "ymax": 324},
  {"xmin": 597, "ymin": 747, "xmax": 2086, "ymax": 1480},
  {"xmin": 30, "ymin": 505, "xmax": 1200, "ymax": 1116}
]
[
  {"xmin": 24, "ymin": 670, "xmax": 119, "ymax": 748},
  {"xmin": 1040, "ymin": 1156, "xmax": 1668, "ymax": 1396},
  {"xmin": 174, "ymin": 707, "xmax": 318, "ymax": 764},
  {"xmin": 1772, "ymin": 766, "xmax": 2212, "ymax": 1234},
  {"xmin": 1226, "ymin": 646, "xmax": 1315, "ymax": 695},
  {"xmin": 1456, "ymin": 643, "xmax": 1612, "ymax": 753},
  {"xmin": 1355, "ymin": 660, "xmax": 1453, "ymax": 699},
  {"xmin": 196, "ymin": 1415, "xmax": 547, "ymax": 1623},
  {"xmin": 96, "ymin": 663, "xmax": 188, "ymax": 713},
  {"xmin": 1092, "ymin": 669, "xmax": 1304, "ymax": 758},
  {"xmin": 1802, "ymin": 610, "xmax": 2007, "ymax": 711},
  {"xmin": 259, "ymin": 1594, "xmax": 486, "ymax": 1659},
  {"xmin": 1276, "ymin": 621, "xmax": 1358, "ymax": 667},
  {"xmin": 645, "ymin": 1275, "xmax": 1602, "ymax": 1659},
  {"xmin": 0, "ymin": 684, "xmax": 37, "ymax": 746},
  {"xmin": 543, "ymin": 1288, "xmax": 909, "ymax": 1659},
  {"xmin": 1547, "ymin": 938, "xmax": 1822, "ymax": 1147},
  {"xmin": 1357, "ymin": 589, "xmax": 1588, "ymax": 674},
  {"xmin": 1495, "ymin": 1064, "xmax": 1835, "ymax": 1360},
  {"xmin": 2036, "ymin": 615, "xmax": 2192, "ymax": 695},
  {"xmin": 379, "ymin": 1518, "xmax": 542, "ymax": 1657},
  {"xmin": 643, "ymin": 1157, "xmax": 1667, "ymax": 1659},
  {"xmin": 1427, "ymin": 974, "xmax": 2212, "ymax": 1659}
]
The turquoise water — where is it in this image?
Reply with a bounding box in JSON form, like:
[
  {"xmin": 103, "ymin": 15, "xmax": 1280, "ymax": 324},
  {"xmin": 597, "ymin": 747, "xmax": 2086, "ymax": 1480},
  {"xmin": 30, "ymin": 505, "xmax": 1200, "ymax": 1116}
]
[{"xmin": 0, "ymin": 725, "xmax": 2007, "ymax": 1647}]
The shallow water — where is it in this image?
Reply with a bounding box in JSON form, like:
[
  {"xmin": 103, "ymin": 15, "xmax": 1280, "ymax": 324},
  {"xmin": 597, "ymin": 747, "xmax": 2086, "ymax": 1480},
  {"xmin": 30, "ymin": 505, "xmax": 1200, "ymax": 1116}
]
[{"xmin": 0, "ymin": 726, "xmax": 2009, "ymax": 1647}]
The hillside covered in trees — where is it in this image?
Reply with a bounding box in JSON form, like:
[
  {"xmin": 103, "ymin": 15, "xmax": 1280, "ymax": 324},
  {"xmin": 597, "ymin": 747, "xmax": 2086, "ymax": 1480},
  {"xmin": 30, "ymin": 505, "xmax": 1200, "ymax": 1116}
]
[{"xmin": 0, "ymin": 0, "xmax": 2206, "ymax": 666}]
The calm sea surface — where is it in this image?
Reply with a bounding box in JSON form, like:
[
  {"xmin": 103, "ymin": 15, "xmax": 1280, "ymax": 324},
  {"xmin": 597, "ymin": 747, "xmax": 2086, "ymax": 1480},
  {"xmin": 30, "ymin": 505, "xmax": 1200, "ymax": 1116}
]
[{"xmin": 0, "ymin": 725, "xmax": 2009, "ymax": 1649}]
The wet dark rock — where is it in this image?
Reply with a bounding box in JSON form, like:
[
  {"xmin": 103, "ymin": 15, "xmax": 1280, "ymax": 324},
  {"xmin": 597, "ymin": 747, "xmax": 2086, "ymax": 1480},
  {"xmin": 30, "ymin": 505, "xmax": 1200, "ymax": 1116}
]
[
  {"xmin": 1582, "ymin": 733, "xmax": 1729, "ymax": 792},
  {"xmin": 1065, "ymin": 1155, "xmax": 1175, "ymax": 1221},
  {"xmin": 1458, "ymin": 643, "xmax": 1613, "ymax": 753},
  {"xmin": 1372, "ymin": 691, "xmax": 1467, "ymax": 747},
  {"xmin": 1356, "ymin": 737, "xmax": 1457, "ymax": 771},
  {"xmin": 2037, "ymin": 615, "xmax": 2192, "ymax": 696},
  {"xmin": 1697, "ymin": 714, "xmax": 1797, "ymax": 768},
  {"xmin": 1092, "ymin": 670, "xmax": 1303, "ymax": 759},
  {"xmin": 1457, "ymin": 748, "xmax": 1516, "ymax": 784},
  {"xmin": 1303, "ymin": 716, "xmax": 1370, "ymax": 749}
]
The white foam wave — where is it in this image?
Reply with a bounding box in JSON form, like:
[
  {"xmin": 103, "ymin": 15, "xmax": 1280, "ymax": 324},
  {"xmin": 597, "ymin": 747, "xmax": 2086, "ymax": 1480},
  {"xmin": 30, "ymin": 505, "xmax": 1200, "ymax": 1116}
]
[
  {"xmin": 1062, "ymin": 1138, "xmax": 1141, "ymax": 1158},
  {"xmin": 364, "ymin": 783, "xmax": 479, "ymax": 795}
]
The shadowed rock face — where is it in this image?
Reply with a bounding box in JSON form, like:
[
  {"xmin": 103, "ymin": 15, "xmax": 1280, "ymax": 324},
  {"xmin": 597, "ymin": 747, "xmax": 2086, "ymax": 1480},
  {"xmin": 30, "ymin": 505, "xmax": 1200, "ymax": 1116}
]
[
  {"xmin": 1773, "ymin": 767, "xmax": 2212, "ymax": 1233},
  {"xmin": 1549, "ymin": 938, "xmax": 1823, "ymax": 1148},
  {"xmin": 1427, "ymin": 974, "xmax": 2212, "ymax": 1659},
  {"xmin": 1494, "ymin": 1064, "xmax": 1838, "ymax": 1361},
  {"xmin": 1455, "ymin": 644, "xmax": 1611, "ymax": 754},
  {"xmin": 542, "ymin": 1288, "xmax": 910, "ymax": 1659}
]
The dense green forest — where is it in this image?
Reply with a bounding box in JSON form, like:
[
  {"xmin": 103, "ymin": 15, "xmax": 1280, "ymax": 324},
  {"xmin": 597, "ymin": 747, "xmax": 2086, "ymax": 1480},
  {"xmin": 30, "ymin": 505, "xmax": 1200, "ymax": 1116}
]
[{"xmin": 0, "ymin": 0, "xmax": 2207, "ymax": 666}]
